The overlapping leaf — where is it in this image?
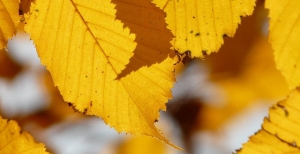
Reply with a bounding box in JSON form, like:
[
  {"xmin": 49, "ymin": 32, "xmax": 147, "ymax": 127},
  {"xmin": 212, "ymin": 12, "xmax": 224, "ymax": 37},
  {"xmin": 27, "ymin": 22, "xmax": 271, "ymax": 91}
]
[
  {"xmin": 0, "ymin": 116, "xmax": 48, "ymax": 154},
  {"xmin": 237, "ymin": 89, "xmax": 300, "ymax": 154},
  {"xmin": 0, "ymin": 0, "xmax": 20, "ymax": 49},
  {"xmin": 152, "ymin": 0, "xmax": 256, "ymax": 58},
  {"xmin": 24, "ymin": 0, "xmax": 176, "ymax": 147},
  {"xmin": 266, "ymin": 0, "xmax": 300, "ymax": 90},
  {"xmin": 20, "ymin": 0, "xmax": 35, "ymax": 14}
]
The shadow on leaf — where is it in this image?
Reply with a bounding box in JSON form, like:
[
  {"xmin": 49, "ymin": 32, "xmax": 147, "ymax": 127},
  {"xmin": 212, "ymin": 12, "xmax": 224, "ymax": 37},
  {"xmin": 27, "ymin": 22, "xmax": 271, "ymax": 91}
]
[{"xmin": 112, "ymin": 0, "xmax": 174, "ymax": 79}]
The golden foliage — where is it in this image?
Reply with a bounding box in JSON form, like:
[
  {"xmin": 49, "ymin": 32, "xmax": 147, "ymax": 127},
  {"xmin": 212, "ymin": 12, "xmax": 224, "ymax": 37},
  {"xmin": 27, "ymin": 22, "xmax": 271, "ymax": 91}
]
[
  {"xmin": 117, "ymin": 136, "xmax": 166, "ymax": 154},
  {"xmin": 20, "ymin": 0, "xmax": 35, "ymax": 14},
  {"xmin": 0, "ymin": 116, "xmax": 48, "ymax": 154},
  {"xmin": 199, "ymin": 5, "xmax": 289, "ymax": 130},
  {"xmin": 0, "ymin": 0, "xmax": 20, "ymax": 49},
  {"xmin": 266, "ymin": 0, "xmax": 300, "ymax": 90},
  {"xmin": 152, "ymin": 0, "xmax": 256, "ymax": 58},
  {"xmin": 238, "ymin": 89, "xmax": 300, "ymax": 154},
  {"xmin": 24, "ymin": 0, "xmax": 176, "ymax": 147}
]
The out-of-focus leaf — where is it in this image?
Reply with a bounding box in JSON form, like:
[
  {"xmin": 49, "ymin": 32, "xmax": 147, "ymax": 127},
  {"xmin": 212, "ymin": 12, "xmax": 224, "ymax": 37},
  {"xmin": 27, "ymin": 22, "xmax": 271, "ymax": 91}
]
[
  {"xmin": 25, "ymin": 0, "xmax": 176, "ymax": 147},
  {"xmin": 117, "ymin": 136, "xmax": 166, "ymax": 154},
  {"xmin": 237, "ymin": 89, "xmax": 300, "ymax": 154},
  {"xmin": 0, "ymin": 116, "xmax": 48, "ymax": 154},
  {"xmin": 199, "ymin": 39, "xmax": 289, "ymax": 130},
  {"xmin": 152, "ymin": 0, "xmax": 256, "ymax": 58},
  {"xmin": 266, "ymin": 0, "xmax": 300, "ymax": 90},
  {"xmin": 0, "ymin": 49, "xmax": 22, "ymax": 79},
  {"xmin": 198, "ymin": 3, "xmax": 288, "ymax": 130},
  {"xmin": 0, "ymin": 0, "xmax": 20, "ymax": 49},
  {"xmin": 205, "ymin": 2, "xmax": 266, "ymax": 78}
]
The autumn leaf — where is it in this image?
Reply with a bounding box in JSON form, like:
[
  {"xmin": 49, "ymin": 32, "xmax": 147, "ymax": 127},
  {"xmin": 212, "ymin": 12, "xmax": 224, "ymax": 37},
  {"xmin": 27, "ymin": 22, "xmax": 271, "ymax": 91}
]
[
  {"xmin": 237, "ymin": 89, "xmax": 300, "ymax": 154},
  {"xmin": 20, "ymin": 0, "xmax": 35, "ymax": 14},
  {"xmin": 199, "ymin": 4, "xmax": 289, "ymax": 130},
  {"xmin": 117, "ymin": 136, "xmax": 166, "ymax": 154},
  {"xmin": 0, "ymin": 48, "xmax": 22, "ymax": 79},
  {"xmin": 0, "ymin": 116, "xmax": 48, "ymax": 153},
  {"xmin": 24, "ymin": 0, "xmax": 177, "ymax": 147},
  {"xmin": 152, "ymin": 0, "xmax": 256, "ymax": 58},
  {"xmin": 0, "ymin": 0, "xmax": 20, "ymax": 49},
  {"xmin": 266, "ymin": 0, "xmax": 300, "ymax": 90}
]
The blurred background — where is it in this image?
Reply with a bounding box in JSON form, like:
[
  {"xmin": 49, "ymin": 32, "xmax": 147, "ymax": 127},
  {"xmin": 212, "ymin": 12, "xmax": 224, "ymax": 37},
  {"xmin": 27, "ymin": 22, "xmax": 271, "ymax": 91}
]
[{"xmin": 0, "ymin": 1, "xmax": 289, "ymax": 154}]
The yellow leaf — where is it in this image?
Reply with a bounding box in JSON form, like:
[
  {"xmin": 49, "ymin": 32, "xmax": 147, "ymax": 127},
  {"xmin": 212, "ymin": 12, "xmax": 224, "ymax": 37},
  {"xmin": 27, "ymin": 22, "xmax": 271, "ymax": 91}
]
[
  {"xmin": 117, "ymin": 136, "xmax": 166, "ymax": 154},
  {"xmin": 20, "ymin": 0, "xmax": 35, "ymax": 14},
  {"xmin": 0, "ymin": 116, "xmax": 48, "ymax": 154},
  {"xmin": 199, "ymin": 7, "xmax": 289, "ymax": 129},
  {"xmin": 237, "ymin": 89, "xmax": 300, "ymax": 154},
  {"xmin": 0, "ymin": 0, "xmax": 20, "ymax": 49},
  {"xmin": 266, "ymin": 0, "xmax": 300, "ymax": 90},
  {"xmin": 24, "ymin": 0, "xmax": 177, "ymax": 148},
  {"xmin": 152, "ymin": 0, "xmax": 256, "ymax": 58}
]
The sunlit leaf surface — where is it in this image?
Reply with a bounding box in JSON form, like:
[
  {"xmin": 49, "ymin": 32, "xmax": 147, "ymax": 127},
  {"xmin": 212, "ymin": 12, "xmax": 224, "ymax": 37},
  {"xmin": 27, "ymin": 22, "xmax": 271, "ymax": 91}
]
[
  {"xmin": 152, "ymin": 0, "xmax": 255, "ymax": 58},
  {"xmin": 266, "ymin": 0, "xmax": 300, "ymax": 90},
  {"xmin": 0, "ymin": 0, "xmax": 20, "ymax": 49},
  {"xmin": 0, "ymin": 116, "xmax": 48, "ymax": 154},
  {"xmin": 24, "ymin": 0, "xmax": 176, "ymax": 147},
  {"xmin": 238, "ymin": 89, "xmax": 300, "ymax": 154}
]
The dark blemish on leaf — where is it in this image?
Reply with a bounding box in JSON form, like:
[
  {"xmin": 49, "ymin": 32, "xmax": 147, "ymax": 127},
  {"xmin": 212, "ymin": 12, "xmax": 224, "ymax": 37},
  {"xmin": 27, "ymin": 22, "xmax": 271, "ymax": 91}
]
[
  {"xmin": 185, "ymin": 38, "xmax": 188, "ymax": 41},
  {"xmin": 195, "ymin": 33, "xmax": 200, "ymax": 36},
  {"xmin": 182, "ymin": 54, "xmax": 191, "ymax": 64},
  {"xmin": 190, "ymin": 30, "xmax": 193, "ymax": 33},
  {"xmin": 68, "ymin": 103, "xmax": 72, "ymax": 107},
  {"xmin": 207, "ymin": 33, "xmax": 209, "ymax": 35},
  {"xmin": 20, "ymin": 17, "xmax": 25, "ymax": 22},
  {"xmin": 83, "ymin": 108, "xmax": 88, "ymax": 114},
  {"xmin": 90, "ymin": 101, "xmax": 93, "ymax": 106},
  {"xmin": 35, "ymin": 9, "xmax": 39, "ymax": 12},
  {"xmin": 223, "ymin": 34, "xmax": 228, "ymax": 38},
  {"xmin": 277, "ymin": 104, "xmax": 289, "ymax": 116},
  {"xmin": 86, "ymin": 76, "xmax": 88, "ymax": 78},
  {"xmin": 19, "ymin": 9, "xmax": 24, "ymax": 15},
  {"xmin": 294, "ymin": 65, "xmax": 297, "ymax": 68},
  {"xmin": 202, "ymin": 50, "xmax": 207, "ymax": 56},
  {"xmin": 102, "ymin": 71, "xmax": 104, "ymax": 73},
  {"xmin": 95, "ymin": 91, "xmax": 97, "ymax": 93},
  {"xmin": 174, "ymin": 51, "xmax": 182, "ymax": 65},
  {"xmin": 108, "ymin": 116, "xmax": 110, "ymax": 118},
  {"xmin": 193, "ymin": 16, "xmax": 195, "ymax": 18},
  {"xmin": 155, "ymin": 119, "xmax": 158, "ymax": 123}
]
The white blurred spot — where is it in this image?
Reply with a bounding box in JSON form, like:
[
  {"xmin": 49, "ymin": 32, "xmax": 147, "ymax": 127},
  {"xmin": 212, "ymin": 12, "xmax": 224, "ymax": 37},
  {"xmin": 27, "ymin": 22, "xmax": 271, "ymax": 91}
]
[
  {"xmin": 192, "ymin": 102, "xmax": 271, "ymax": 154},
  {"xmin": 171, "ymin": 60, "xmax": 225, "ymax": 106},
  {"xmin": 0, "ymin": 70, "xmax": 50, "ymax": 117},
  {"xmin": 7, "ymin": 31, "xmax": 41, "ymax": 67},
  {"xmin": 40, "ymin": 117, "xmax": 126, "ymax": 154}
]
